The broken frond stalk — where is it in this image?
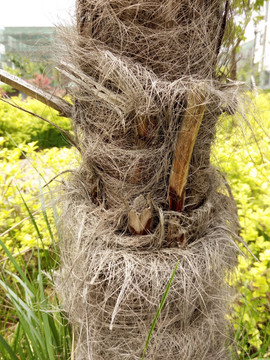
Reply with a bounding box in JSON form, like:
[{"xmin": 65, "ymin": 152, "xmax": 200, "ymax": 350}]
[
  {"xmin": 0, "ymin": 69, "xmax": 72, "ymax": 118},
  {"xmin": 169, "ymin": 89, "xmax": 206, "ymax": 212}
]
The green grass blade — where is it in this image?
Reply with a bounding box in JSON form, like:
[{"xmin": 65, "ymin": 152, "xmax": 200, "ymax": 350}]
[
  {"xmin": 61, "ymin": 313, "xmax": 72, "ymax": 359},
  {"xmin": 0, "ymin": 333, "xmax": 20, "ymax": 360},
  {"xmin": 0, "ymin": 274, "xmax": 47, "ymax": 357},
  {"xmin": 0, "ymin": 280, "xmax": 39, "ymax": 325},
  {"xmin": 141, "ymin": 261, "xmax": 179, "ymax": 360},
  {"xmin": 12, "ymin": 323, "xmax": 22, "ymax": 356},
  {"xmin": 15, "ymin": 313, "xmax": 46, "ymax": 358},
  {"xmin": 4, "ymin": 270, "xmax": 34, "ymax": 299},
  {"xmin": 38, "ymin": 175, "xmax": 56, "ymax": 245},
  {"xmin": 0, "ymin": 240, "xmax": 35, "ymax": 293},
  {"xmin": 36, "ymin": 245, "xmax": 56, "ymax": 360},
  {"xmin": 16, "ymin": 185, "xmax": 43, "ymax": 240},
  {"xmin": 12, "ymin": 323, "xmax": 33, "ymax": 360}
]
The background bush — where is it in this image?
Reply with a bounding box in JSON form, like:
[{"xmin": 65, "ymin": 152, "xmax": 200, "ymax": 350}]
[
  {"xmin": 0, "ymin": 138, "xmax": 76, "ymax": 255},
  {"xmin": 213, "ymin": 93, "xmax": 270, "ymax": 358},
  {"xmin": 0, "ymin": 97, "xmax": 72, "ymax": 149},
  {"xmin": 0, "ymin": 136, "xmax": 76, "ymax": 359}
]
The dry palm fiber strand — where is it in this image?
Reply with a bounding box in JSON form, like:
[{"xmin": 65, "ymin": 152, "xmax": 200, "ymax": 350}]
[{"xmin": 56, "ymin": 0, "xmax": 241, "ymax": 359}]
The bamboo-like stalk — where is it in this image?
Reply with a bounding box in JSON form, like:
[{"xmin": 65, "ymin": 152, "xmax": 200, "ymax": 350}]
[
  {"xmin": 169, "ymin": 90, "xmax": 206, "ymax": 212},
  {"xmin": 0, "ymin": 69, "xmax": 72, "ymax": 118}
]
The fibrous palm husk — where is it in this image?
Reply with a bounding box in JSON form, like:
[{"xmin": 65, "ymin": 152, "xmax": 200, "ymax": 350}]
[{"xmin": 56, "ymin": 1, "xmax": 240, "ymax": 359}]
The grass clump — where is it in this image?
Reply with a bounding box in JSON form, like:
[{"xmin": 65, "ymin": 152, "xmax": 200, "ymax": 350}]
[{"xmin": 0, "ymin": 134, "xmax": 76, "ymax": 359}]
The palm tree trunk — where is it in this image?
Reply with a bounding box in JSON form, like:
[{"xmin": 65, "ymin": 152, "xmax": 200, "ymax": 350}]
[{"xmin": 57, "ymin": 1, "xmax": 240, "ymax": 359}]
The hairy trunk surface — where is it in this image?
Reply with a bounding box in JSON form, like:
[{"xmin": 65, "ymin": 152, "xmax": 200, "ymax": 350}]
[{"xmin": 57, "ymin": 1, "xmax": 240, "ymax": 359}]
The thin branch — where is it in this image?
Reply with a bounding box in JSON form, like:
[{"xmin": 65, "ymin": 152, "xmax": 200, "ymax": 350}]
[
  {"xmin": 43, "ymin": 170, "xmax": 76, "ymax": 188},
  {"xmin": 0, "ymin": 98, "xmax": 79, "ymax": 150},
  {"xmin": 216, "ymin": 0, "xmax": 229, "ymax": 56}
]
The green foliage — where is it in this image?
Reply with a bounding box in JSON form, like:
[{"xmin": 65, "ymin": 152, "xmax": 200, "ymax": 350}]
[
  {"xmin": 141, "ymin": 261, "xmax": 179, "ymax": 360},
  {"xmin": 223, "ymin": 0, "xmax": 267, "ymax": 80},
  {"xmin": 238, "ymin": 62, "xmax": 260, "ymax": 85},
  {"xmin": 229, "ymin": 0, "xmax": 266, "ymax": 44},
  {"xmin": 213, "ymin": 93, "xmax": 270, "ymax": 358},
  {"xmin": 0, "ymin": 134, "xmax": 76, "ymax": 359},
  {"xmin": 4, "ymin": 53, "xmax": 47, "ymax": 80},
  {"xmin": 0, "ymin": 138, "xmax": 76, "ymax": 255},
  {"xmin": 0, "ymin": 199, "xmax": 72, "ymax": 359},
  {"xmin": 0, "ymin": 97, "xmax": 72, "ymax": 149}
]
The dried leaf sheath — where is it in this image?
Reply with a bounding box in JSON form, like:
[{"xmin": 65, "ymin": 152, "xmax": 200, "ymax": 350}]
[{"xmin": 169, "ymin": 90, "xmax": 206, "ymax": 212}]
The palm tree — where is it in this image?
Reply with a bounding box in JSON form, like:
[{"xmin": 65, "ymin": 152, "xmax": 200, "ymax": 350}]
[{"xmin": 0, "ymin": 1, "xmax": 241, "ymax": 359}]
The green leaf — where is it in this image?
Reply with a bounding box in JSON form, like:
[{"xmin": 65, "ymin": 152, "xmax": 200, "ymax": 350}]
[
  {"xmin": 141, "ymin": 261, "xmax": 179, "ymax": 360},
  {"xmin": 0, "ymin": 239, "xmax": 35, "ymax": 293},
  {"xmin": 0, "ymin": 333, "xmax": 19, "ymax": 360}
]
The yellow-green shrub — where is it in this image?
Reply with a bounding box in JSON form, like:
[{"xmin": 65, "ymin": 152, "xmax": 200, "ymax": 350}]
[
  {"xmin": 213, "ymin": 93, "xmax": 270, "ymax": 356},
  {"xmin": 0, "ymin": 96, "xmax": 72, "ymax": 149},
  {"xmin": 0, "ymin": 137, "xmax": 77, "ymax": 255}
]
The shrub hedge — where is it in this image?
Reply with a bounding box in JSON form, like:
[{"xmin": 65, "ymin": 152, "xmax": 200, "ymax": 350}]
[
  {"xmin": 0, "ymin": 96, "xmax": 72, "ymax": 149},
  {"xmin": 213, "ymin": 93, "xmax": 270, "ymax": 358}
]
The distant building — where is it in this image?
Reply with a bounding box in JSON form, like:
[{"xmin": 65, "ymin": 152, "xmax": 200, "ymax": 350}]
[{"xmin": 0, "ymin": 27, "xmax": 56, "ymax": 67}]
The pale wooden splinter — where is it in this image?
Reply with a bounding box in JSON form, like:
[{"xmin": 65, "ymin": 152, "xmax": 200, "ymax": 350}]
[
  {"xmin": 168, "ymin": 89, "xmax": 206, "ymax": 247},
  {"xmin": 169, "ymin": 89, "xmax": 206, "ymax": 212},
  {"xmin": 128, "ymin": 194, "xmax": 153, "ymax": 235}
]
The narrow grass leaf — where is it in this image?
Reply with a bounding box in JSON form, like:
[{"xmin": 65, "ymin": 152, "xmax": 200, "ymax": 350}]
[
  {"xmin": 37, "ymin": 246, "xmax": 55, "ymax": 360},
  {"xmin": 0, "ymin": 239, "xmax": 34, "ymax": 293},
  {"xmin": 0, "ymin": 280, "xmax": 39, "ymax": 324},
  {"xmin": 4, "ymin": 270, "xmax": 34, "ymax": 298},
  {"xmin": 38, "ymin": 175, "xmax": 55, "ymax": 245},
  {"xmin": 47, "ymin": 313, "xmax": 61, "ymax": 348},
  {"xmin": 16, "ymin": 185, "xmax": 43, "ymax": 240},
  {"xmin": 141, "ymin": 261, "xmax": 179, "ymax": 360},
  {"xmin": 0, "ymin": 278, "xmax": 46, "ymax": 357},
  {"xmin": 12, "ymin": 323, "xmax": 34, "ymax": 360},
  {"xmin": 0, "ymin": 333, "xmax": 19, "ymax": 360},
  {"xmin": 15, "ymin": 313, "xmax": 46, "ymax": 359}
]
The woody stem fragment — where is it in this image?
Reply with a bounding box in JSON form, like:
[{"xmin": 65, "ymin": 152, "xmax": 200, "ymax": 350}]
[{"xmin": 169, "ymin": 90, "xmax": 206, "ymax": 212}]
